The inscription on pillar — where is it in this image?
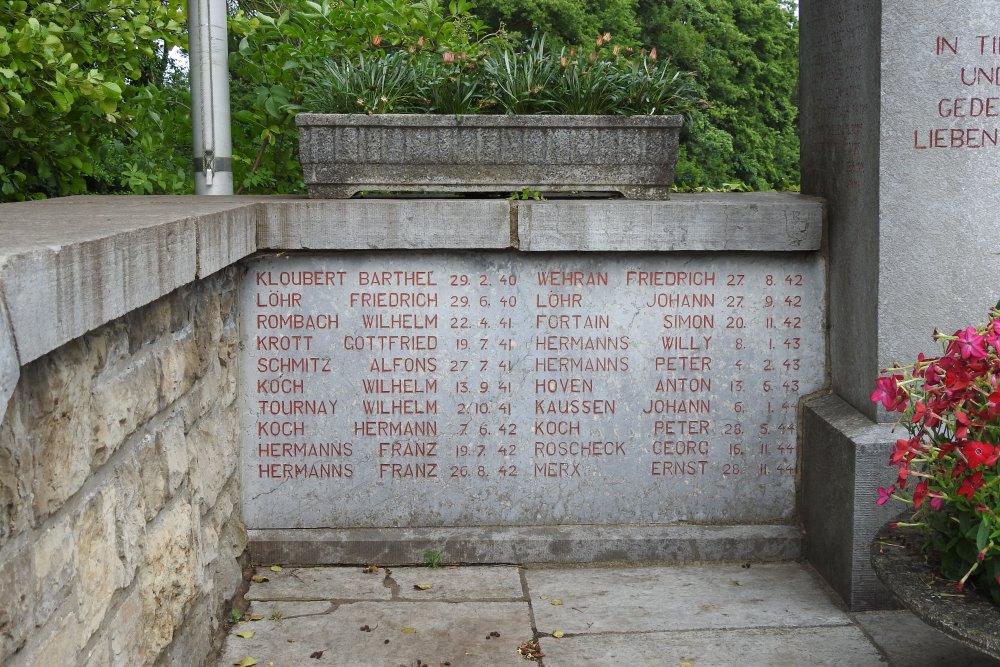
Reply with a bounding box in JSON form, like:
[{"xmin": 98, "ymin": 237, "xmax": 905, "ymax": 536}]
[{"xmin": 241, "ymin": 252, "xmax": 824, "ymax": 529}]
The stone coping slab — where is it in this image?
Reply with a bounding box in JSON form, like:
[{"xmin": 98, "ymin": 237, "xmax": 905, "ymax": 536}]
[
  {"xmin": 516, "ymin": 192, "xmax": 824, "ymax": 251},
  {"xmin": 0, "ymin": 192, "xmax": 822, "ymax": 424}
]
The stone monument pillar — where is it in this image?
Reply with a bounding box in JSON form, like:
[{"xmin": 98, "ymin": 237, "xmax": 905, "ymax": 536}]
[{"xmin": 800, "ymin": 0, "xmax": 1000, "ymax": 609}]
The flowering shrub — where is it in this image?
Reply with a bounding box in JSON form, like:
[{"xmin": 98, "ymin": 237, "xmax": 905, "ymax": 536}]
[{"xmin": 873, "ymin": 313, "xmax": 1000, "ymax": 602}]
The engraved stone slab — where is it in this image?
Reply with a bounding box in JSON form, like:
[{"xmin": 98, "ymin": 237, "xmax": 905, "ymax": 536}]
[
  {"xmin": 879, "ymin": 5, "xmax": 1000, "ymax": 391},
  {"xmin": 240, "ymin": 252, "xmax": 824, "ymax": 529}
]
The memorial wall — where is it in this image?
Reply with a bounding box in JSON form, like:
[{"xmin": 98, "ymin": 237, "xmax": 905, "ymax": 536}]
[{"xmin": 241, "ymin": 251, "xmax": 824, "ymax": 529}]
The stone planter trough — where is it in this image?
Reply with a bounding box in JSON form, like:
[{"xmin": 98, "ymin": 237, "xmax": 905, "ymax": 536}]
[
  {"xmin": 871, "ymin": 521, "xmax": 1000, "ymax": 659},
  {"xmin": 295, "ymin": 113, "xmax": 683, "ymax": 200}
]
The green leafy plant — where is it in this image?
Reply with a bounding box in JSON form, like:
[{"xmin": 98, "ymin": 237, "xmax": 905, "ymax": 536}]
[
  {"xmin": 300, "ymin": 32, "xmax": 699, "ymax": 117},
  {"xmin": 547, "ymin": 48, "xmax": 619, "ymax": 115},
  {"xmin": 873, "ymin": 313, "xmax": 1000, "ymax": 602},
  {"xmin": 509, "ymin": 187, "xmax": 542, "ymax": 200},
  {"xmin": 303, "ymin": 51, "xmax": 416, "ymax": 114},
  {"xmin": 422, "ymin": 548, "xmax": 445, "ymax": 568},
  {"xmin": 481, "ymin": 33, "xmax": 558, "ymax": 114},
  {"xmin": 415, "ymin": 50, "xmax": 491, "ymax": 114}
]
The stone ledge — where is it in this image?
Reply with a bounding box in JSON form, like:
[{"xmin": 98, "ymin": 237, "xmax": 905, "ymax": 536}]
[
  {"xmin": 0, "ymin": 196, "xmax": 258, "ymax": 368},
  {"xmin": 516, "ymin": 192, "xmax": 824, "ymax": 251},
  {"xmin": 248, "ymin": 524, "xmax": 802, "ymax": 566},
  {"xmin": 255, "ymin": 198, "xmax": 512, "ymax": 249}
]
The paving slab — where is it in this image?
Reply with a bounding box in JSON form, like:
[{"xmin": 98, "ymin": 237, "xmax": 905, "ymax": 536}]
[
  {"xmin": 219, "ymin": 601, "xmax": 532, "ymax": 667},
  {"xmin": 854, "ymin": 610, "xmax": 1000, "ymax": 667},
  {"xmin": 390, "ymin": 566, "xmax": 524, "ymax": 601},
  {"xmin": 246, "ymin": 601, "xmax": 336, "ymax": 620},
  {"xmin": 538, "ymin": 626, "xmax": 885, "ymax": 666},
  {"xmin": 246, "ymin": 567, "xmax": 392, "ymax": 601},
  {"xmin": 526, "ymin": 563, "xmax": 852, "ymax": 633}
]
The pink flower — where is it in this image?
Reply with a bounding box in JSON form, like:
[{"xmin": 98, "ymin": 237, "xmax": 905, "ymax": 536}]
[
  {"xmin": 986, "ymin": 326, "xmax": 1000, "ymax": 351},
  {"xmin": 871, "ymin": 375, "xmax": 907, "ymax": 411},
  {"xmin": 930, "ymin": 496, "xmax": 943, "ymax": 511},
  {"xmin": 876, "ymin": 485, "xmax": 895, "ymax": 506},
  {"xmin": 957, "ymin": 326, "xmax": 987, "ymax": 359},
  {"xmin": 890, "ymin": 438, "xmax": 915, "ymax": 465}
]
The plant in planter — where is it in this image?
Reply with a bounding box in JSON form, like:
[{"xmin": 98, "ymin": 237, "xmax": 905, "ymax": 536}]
[
  {"xmin": 294, "ymin": 33, "xmax": 699, "ymax": 199},
  {"xmin": 873, "ymin": 313, "xmax": 1000, "ymax": 602}
]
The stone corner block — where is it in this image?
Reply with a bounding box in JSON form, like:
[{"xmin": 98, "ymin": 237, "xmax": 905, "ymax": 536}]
[
  {"xmin": 516, "ymin": 192, "xmax": 824, "ymax": 252},
  {"xmin": 195, "ymin": 206, "xmax": 258, "ymax": 278},
  {"xmin": 801, "ymin": 392, "xmax": 900, "ymax": 611},
  {"xmin": 255, "ymin": 199, "xmax": 512, "ymax": 250}
]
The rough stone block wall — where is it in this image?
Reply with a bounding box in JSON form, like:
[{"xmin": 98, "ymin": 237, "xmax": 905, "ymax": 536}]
[{"xmin": 0, "ymin": 265, "xmax": 247, "ymax": 666}]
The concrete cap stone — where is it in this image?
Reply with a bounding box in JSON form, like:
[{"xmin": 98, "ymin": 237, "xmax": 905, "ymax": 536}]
[
  {"xmin": 0, "ymin": 195, "xmax": 257, "ymax": 364},
  {"xmin": 517, "ymin": 192, "xmax": 823, "ymax": 251}
]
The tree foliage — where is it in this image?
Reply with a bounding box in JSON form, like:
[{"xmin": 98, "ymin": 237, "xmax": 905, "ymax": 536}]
[
  {"xmin": 0, "ymin": 0, "xmax": 188, "ymax": 199},
  {"xmin": 472, "ymin": 0, "xmax": 641, "ymax": 49},
  {"xmin": 637, "ymin": 0, "xmax": 799, "ymax": 189},
  {"xmin": 470, "ymin": 0, "xmax": 799, "ymax": 189}
]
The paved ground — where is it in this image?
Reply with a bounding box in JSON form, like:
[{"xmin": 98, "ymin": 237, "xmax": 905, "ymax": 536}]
[{"xmin": 217, "ymin": 562, "xmax": 1000, "ymax": 667}]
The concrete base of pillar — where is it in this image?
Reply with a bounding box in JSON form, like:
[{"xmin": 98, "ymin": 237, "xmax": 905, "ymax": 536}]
[{"xmin": 801, "ymin": 393, "xmax": 901, "ymax": 610}]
